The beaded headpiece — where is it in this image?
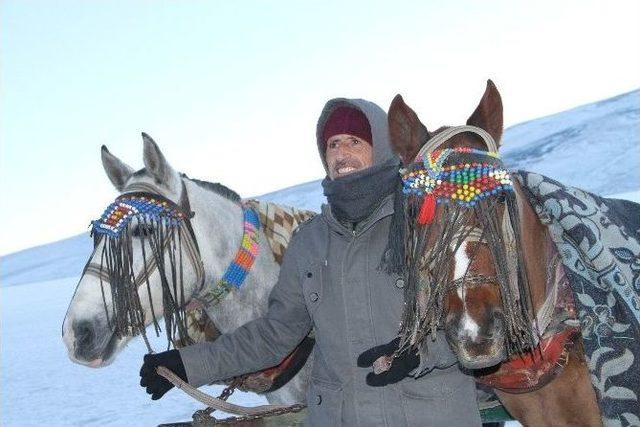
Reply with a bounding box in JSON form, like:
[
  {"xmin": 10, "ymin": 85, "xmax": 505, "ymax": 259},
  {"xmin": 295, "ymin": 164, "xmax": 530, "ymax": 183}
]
[
  {"xmin": 401, "ymin": 147, "xmax": 513, "ymax": 225},
  {"xmin": 90, "ymin": 191, "xmax": 198, "ymax": 346},
  {"xmin": 90, "ymin": 189, "xmax": 262, "ymax": 348},
  {"xmin": 397, "ymin": 144, "xmax": 535, "ymax": 359},
  {"xmin": 92, "ymin": 193, "xmax": 189, "ymax": 238}
]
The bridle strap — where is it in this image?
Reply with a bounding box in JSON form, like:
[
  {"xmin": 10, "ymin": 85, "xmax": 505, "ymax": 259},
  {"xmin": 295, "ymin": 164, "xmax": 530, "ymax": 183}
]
[
  {"xmin": 178, "ymin": 180, "xmax": 206, "ymax": 294},
  {"xmin": 417, "ymin": 125, "xmax": 499, "ymax": 160}
]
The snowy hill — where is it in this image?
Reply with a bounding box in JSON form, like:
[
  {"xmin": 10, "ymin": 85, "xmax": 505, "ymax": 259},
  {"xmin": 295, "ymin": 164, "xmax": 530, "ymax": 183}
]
[
  {"xmin": 1, "ymin": 90, "xmax": 639, "ymax": 427},
  {"xmin": 0, "ymin": 233, "xmax": 93, "ymax": 288},
  {"xmin": 500, "ymin": 90, "xmax": 639, "ymax": 195}
]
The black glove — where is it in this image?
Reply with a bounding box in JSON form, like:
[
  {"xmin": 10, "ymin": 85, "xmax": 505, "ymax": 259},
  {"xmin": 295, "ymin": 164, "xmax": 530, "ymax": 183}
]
[
  {"xmin": 357, "ymin": 337, "xmax": 419, "ymax": 387},
  {"xmin": 139, "ymin": 350, "xmax": 188, "ymax": 400}
]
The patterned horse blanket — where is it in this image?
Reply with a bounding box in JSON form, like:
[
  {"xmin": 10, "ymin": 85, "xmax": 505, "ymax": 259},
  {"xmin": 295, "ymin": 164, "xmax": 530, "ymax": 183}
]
[
  {"xmin": 516, "ymin": 171, "xmax": 640, "ymax": 426},
  {"xmin": 244, "ymin": 199, "xmax": 317, "ymax": 265}
]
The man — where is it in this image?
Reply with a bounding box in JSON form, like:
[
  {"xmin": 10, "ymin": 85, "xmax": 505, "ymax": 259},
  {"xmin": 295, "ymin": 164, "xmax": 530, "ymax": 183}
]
[{"xmin": 140, "ymin": 98, "xmax": 482, "ymax": 426}]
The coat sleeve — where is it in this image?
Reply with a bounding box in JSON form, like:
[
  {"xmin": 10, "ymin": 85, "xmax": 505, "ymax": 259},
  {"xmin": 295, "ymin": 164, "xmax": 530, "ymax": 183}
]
[{"xmin": 178, "ymin": 235, "xmax": 312, "ymax": 388}]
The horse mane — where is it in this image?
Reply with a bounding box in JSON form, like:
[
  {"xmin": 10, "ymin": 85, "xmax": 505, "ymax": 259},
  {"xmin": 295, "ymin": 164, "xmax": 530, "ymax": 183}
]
[
  {"xmin": 130, "ymin": 169, "xmax": 241, "ymax": 203},
  {"xmin": 181, "ymin": 174, "xmax": 241, "ymax": 203}
]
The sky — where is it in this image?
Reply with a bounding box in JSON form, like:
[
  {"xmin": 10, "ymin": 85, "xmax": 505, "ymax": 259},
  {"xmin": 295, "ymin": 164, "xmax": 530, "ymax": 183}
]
[{"xmin": 1, "ymin": 0, "xmax": 639, "ymax": 256}]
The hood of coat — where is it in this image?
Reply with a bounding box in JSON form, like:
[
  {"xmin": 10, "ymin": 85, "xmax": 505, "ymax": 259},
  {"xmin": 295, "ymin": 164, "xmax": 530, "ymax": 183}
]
[{"xmin": 316, "ymin": 98, "xmax": 394, "ymax": 175}]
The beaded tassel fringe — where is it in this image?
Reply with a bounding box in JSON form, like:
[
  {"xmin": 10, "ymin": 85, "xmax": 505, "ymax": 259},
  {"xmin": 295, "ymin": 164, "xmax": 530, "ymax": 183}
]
[
  {"xmin": 91, "ymin": 194, "xmax": 193, "ymax": 348},
  {"xmin": 397, "ymin": 148, "xmax": 536, "ymax": 358}
]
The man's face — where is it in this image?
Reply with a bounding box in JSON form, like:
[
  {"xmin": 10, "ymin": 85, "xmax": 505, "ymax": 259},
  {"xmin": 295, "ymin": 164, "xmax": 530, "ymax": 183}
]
[{"xmin": 325, "ymin": 134, "xmax": 373, "ymax": 180}]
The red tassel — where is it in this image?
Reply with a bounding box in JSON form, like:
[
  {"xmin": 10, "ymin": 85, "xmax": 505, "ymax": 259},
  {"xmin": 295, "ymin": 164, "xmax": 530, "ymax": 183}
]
[{"xmin": 417, "ymin": 194, "xmax": 436, "ymax": 225}]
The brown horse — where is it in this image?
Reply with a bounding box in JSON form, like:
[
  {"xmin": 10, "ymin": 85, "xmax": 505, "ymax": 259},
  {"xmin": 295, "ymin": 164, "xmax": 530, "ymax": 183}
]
[{"xmin": 387, "ymin": 80, "xmax": 603, "ymax": 426}]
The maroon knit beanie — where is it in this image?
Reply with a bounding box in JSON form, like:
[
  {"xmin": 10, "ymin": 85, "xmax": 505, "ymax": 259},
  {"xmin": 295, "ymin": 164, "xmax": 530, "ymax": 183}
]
[{"xmin": 322, "ymin": 106, "xmax": 372, "ymax": 148}]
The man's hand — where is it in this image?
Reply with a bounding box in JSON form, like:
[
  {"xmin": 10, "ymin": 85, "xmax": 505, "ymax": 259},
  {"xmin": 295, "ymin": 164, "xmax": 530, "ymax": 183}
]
[
  {"xmin": 139, "ymin": 350, "xmax": 187, "ymax": 400},
  {"xmin": 357, "ymin": 337, "xmax": 419, "ymax": 387}
]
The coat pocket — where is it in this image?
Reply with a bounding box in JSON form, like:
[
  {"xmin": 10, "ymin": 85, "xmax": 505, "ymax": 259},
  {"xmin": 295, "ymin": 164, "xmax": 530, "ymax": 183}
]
[
  {"xmin": 305, "ymin": 378, "xmax": 343, "ymax": 427},
  {"xmin": 398, "ymin": 367, "xmax": 481, "ymax": 426}
]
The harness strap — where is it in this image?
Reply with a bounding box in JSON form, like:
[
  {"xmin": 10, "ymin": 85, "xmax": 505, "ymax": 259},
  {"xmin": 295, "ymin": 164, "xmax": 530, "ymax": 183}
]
[{"xmin": 179, "ymin": 180, "xmax": 206, "ymax": 292}]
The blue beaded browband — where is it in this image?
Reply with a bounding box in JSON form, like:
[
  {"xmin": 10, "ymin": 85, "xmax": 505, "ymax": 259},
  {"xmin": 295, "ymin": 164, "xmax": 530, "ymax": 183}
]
[{"xmin": 92, "ymin": 193, "xmax": 188, "ymax": 238}]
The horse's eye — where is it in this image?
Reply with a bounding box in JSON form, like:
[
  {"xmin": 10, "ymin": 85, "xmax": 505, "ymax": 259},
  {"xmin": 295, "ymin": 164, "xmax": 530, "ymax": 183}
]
[
  {"xmin": 132, "ymin": 224, "xmax": 154, "ymax": 238},
  {"xmin": 496, "ymin": 193, "xmax": 507, "ymax": 204}
]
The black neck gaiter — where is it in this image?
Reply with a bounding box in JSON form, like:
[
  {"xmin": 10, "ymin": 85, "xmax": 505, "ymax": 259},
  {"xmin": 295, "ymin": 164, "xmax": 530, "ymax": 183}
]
[{"xmin": 322, "ymin": 158, "xmax": 399, "ymax": 223}]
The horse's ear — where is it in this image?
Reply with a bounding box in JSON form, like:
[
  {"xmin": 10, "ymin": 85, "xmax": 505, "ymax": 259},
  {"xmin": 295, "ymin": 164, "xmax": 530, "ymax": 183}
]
[
  {"xmin": 101, "ymin": 145, "xmax": 134, "ymax": 192},
  {"xmin": 466, "ymin": 79, "xmax": 503, "ymax": 146},
  {"xmin": 388, "ymin": 94, "xmax": 429, "ymax": 165},
  {"xmin": 142, "ymin": 133, "xmax": 176, "ymax": 184}
]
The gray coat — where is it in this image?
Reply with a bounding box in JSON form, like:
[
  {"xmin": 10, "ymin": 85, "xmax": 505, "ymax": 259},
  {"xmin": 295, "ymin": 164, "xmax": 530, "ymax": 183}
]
[{"xmin": 180, "ymin": 99, "xmax": 482, "ymax": 426}]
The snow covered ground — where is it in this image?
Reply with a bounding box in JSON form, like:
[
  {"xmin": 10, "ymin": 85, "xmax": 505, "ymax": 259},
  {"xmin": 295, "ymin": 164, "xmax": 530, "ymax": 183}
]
[{"xmin": 1, "ymin": 90, "xmax": 638, "ymax": 426}]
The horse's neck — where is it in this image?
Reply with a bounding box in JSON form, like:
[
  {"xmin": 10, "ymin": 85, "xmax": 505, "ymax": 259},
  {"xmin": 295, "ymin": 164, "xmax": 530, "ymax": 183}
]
[
  {"xmin": 185, "ymin": 179, "xmax": 242, "ymax": 283},
  {"xmin": 184, "ymin": 179, "xmax": 280, "ymax": 331},
  {"xmin": 514, "ymin": 180, "xmax": 556, "ymax": 316}
]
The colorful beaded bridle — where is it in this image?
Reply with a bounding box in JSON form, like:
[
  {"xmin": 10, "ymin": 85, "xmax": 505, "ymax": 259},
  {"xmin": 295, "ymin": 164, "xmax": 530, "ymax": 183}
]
[
  {"xmin": 396, "ymin": 125, "xmax": 535, "ymax": 357},
  {"xmin": 88, "ymin": 179, "xmax": 261, "ymax": 346},
  {"xmin": 93, "ymin": 193, "xmax": 190, "ymax": 237},
  {"xmin": 402, "ymin": 147, "xmax": 514, "ymax": 225}
]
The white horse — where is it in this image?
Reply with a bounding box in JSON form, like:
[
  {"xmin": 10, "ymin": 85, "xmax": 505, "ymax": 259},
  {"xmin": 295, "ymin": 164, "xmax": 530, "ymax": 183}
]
[{"xmin": 62, "ymin": 133, "xmax": 311, "ymax": 405}]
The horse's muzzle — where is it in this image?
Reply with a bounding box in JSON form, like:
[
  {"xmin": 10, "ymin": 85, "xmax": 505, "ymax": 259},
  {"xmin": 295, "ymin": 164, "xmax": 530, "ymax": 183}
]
[
  {"xmin": 455, "ymin": 336, "xmax": 507, "ymax": 369},
  {"xmin": 68, "ymin": 318, "xmax": 118, "ymax": 367}
]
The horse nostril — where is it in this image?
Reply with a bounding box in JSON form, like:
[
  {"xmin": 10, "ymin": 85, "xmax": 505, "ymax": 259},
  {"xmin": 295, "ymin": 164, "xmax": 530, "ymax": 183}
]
[{"xmin": 73, "ymin": 320, "xmax": 96, "ymax": 348}]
